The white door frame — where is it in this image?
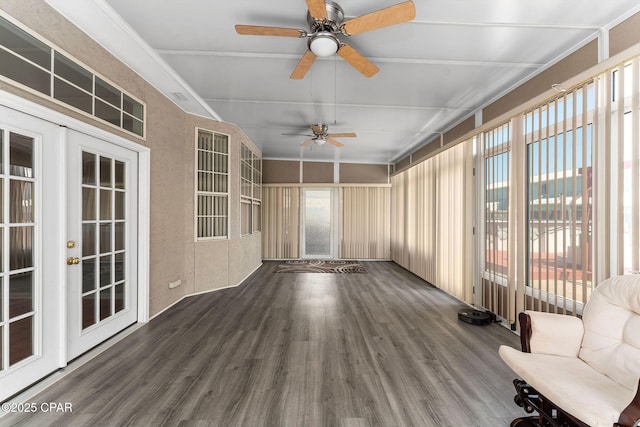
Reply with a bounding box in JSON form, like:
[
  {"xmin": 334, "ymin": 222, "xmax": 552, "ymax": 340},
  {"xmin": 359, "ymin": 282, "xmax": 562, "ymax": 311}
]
[{"xmin": 0, "ymin": 89, "xmax": 150, "ymax": 366}]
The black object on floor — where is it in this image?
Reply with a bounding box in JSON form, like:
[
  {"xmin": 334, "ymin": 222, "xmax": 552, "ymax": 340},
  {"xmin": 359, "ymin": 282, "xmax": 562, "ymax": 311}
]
[{"xmin": 458, "ymin": 308, "xmax": 493, "ymax": 325}]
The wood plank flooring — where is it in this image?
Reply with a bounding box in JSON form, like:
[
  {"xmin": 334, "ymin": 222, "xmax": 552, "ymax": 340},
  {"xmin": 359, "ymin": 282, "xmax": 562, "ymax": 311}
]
[{"xmin": 0, "ymin": 261, "xmax": 524, "ymax": 427}]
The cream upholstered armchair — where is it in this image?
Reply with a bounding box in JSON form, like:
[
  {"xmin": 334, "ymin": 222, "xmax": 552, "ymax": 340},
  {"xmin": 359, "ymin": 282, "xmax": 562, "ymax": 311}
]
[{"xmin": 499, "ymin": 274, "xmax": 640, "ymax": 427}]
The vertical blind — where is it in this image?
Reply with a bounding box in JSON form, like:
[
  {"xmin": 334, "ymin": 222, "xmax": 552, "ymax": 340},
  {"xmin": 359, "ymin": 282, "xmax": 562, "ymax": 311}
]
[
  {"xmin": 340, "ymin": 187, "xmax": 391, "ymax": 259},
  {"xmin": 390, "ymin": 142, "xmax": 472, "ymax": 302},
  {"xmin": 523, "ymin": 81, "xmax": 594, "ymax": 314},
  {"xmin": 599, "ymin": 58, "xmax": 640, "ymax": 276},
  {"xmin": 262, "ymin": 187, "xmax": 299, "ymax": 259}
]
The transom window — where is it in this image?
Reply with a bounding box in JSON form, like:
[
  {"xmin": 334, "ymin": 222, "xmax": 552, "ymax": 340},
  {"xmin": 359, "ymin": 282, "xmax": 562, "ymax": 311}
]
[{"xmin": 0, "ymin": 16, "xmax": 145, "ymax": 137}]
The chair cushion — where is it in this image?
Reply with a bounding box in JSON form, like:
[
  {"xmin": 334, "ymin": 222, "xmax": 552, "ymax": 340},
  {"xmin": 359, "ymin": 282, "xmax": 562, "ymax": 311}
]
[
  {"xmin": 579, "ymin": 274, "xmax": 640, "ymax": 391},
  {"xmin": 499, "ymin": 345, "xmax": 634, "ymax": 427}
]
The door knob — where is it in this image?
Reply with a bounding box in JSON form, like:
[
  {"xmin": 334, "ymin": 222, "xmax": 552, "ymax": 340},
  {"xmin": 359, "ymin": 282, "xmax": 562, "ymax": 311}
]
[{"xmin": 67, "ymin": 257, "xmax": 80, "ymax": 265}]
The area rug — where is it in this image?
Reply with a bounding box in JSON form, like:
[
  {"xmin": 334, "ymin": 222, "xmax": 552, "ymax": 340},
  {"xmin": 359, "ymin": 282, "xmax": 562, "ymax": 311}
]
[{"xmin": 275, "ymin": 260, "xmax": 367, "ymax": 273}]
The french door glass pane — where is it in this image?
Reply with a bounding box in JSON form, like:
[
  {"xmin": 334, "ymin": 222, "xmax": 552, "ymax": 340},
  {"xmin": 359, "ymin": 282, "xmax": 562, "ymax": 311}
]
[
  {"xmin": 10, "ymin": 133, "xmax": 33, "ymax": 178},
  {"xmin": 9, "ymin": 272, "xmax": 32, "ymax": 318},
  {"xmin": 9, "ymin": 316, "xmax": 32, "ymax": 366}
]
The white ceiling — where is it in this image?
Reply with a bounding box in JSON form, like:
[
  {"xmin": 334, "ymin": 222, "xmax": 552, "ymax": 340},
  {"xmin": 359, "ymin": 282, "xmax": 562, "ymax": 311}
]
[{"xmin": 46, "ymin": 0, "xmax": 640, "ymax": 164}]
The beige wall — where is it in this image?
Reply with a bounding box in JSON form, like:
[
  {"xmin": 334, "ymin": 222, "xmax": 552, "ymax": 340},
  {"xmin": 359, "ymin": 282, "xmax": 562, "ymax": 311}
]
[
  {"xmin": 263, "ymin": 159, "xmax": 300, "ymax": 183},
  {"xmin": 302, "ymin": 161, "xmax": 333, "ymax": 183},
  {"xmin": 339, "ymin": 163, "xmax": 389, "ymax": 184},
  {"xmin": 264, "ymin": 159, "xmax": 390, "ymax": 184},
  {"xmin": 0, "ymin": 1, "xmax": 262, "ymax": 317}
]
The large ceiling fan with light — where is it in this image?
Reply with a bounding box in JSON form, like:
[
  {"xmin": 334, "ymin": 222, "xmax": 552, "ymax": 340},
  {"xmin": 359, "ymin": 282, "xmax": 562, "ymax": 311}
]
[
  {"xmin": 235, "ymin": 0, "xmax": 416, "ymax": 79},
  {"xmin": 284, "ymin": 124, "xmax": 356, "ymax": 147}
]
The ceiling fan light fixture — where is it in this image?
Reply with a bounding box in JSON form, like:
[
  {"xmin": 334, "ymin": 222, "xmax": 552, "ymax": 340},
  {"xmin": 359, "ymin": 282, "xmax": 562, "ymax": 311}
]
[
  {"xmin": 314, "ymin": 138, "xmax": 326, "ymax": 146},
  {"xmin": 309, "ymin": 32, "xmax": 339, "ymax": 57}
]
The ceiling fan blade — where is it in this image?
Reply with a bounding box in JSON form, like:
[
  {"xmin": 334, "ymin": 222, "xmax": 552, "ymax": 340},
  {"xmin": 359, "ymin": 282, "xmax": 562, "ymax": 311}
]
[
  {"xmin": 337, "ymin": 44, "xmax": 379, "ymax": 78},
  {"xmin": 341, "ymin": 1, "xmax": 416, "ymax": 36},
  {"xmin": 326, "ymin": 138, "xmax": 344, "ymax": 148},
  {"xmin": 235, "ymin": 25, "xmax": 306, "ymax": 38},
  {"xmin": 328, "ymin": 132, "xmax": 357, "ymax": 138},
  {"xmin": 290, "ymin": 50, "xmax": 317, "ymax": 79},
  {"xmin": 301, "ymin": 139, "xmax": 314, "ymax": 146},
  {"xmin": 306, "ymin": 0, "xmax": 328, "ymax": 20},
  {"xmin": 311, "ymin": 124, "xmax": 323, "ymax": 134},
  {"xmin": 283, "ymin": 133, "xmax": 314, "ymax": 136}
]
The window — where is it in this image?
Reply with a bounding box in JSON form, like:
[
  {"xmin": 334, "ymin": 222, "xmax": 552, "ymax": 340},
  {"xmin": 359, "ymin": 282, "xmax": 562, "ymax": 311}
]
[
  {"xmin": 524, "ymin": 82, "xmax": 594, "ymax": 313},
  {"xmin": 240, "ymin": 143, "xmax": 261, "ymax": 236},
  {"xmin": 196, "ymin": 129, "xmax": 228, "ymax": 240},
  {"xmin": 0, "ymin": 16, "xmax": 145, "ymax": 137},
  {"xmin": 481, "ymin": 123, "xmax": 511, "ymax": 318}
]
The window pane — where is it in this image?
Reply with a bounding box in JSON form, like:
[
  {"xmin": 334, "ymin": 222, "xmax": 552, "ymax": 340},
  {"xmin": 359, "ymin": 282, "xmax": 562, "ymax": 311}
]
[
  {"xmin": 9, "ymin": 272, "xmax": 32, "ymax": 318},
  {"xmin": 9, "ymin": 226, "xmax": 33, "ymax": 270},
  {"xmin": 95, "ymin": 99, "xmax": 121, "ymax": 127},
  {"xmin": 95, "ymin": 77, "xmax": 121, "ymax": 108},
  {"xmin": 83, "ymin": 152, "xmax": 96, "ymax": 185},
  {"xmin": 83, "ymin": 187, "xmax": 96, "ymax": 221},
  {"xmin": 114, "ymin": 283, "xmax": 125, "ymax": 313},
  {"xmin": 114, "ymin": 222, "xmax": 125, "ymax": 251},
  {"xmin": 82, "ymin": 293, "xmax": 96, "ymax": 329},
  {"xmin": 115, "ymin": 191, "xmax": 125, "ymax": 220},
  {"xmin": 241, "ymin": 201, "xmax": 251, "ymax": 235},
  {"xmin": 100, "ymin": 254, "xmax": 112, "ymax": 287},
  {"xmin": 100, "ymin": 189, "xmax": 112, "ymax": 220},
  {"xmin": 123, "ymin": 94, "xmax": 144, "ymax": 120},
  {"xmin": 10, "ymin": 133, "xmax": 33, "ymax": 178},
  {"xmin": 100, "ymin": 156, "xmax": 112, "ymax": 187},
  {"xmin": 0, "ymin": 49, "xmax": 50, "ymax": 95},
  {"xmin": 82, "ymin": 258, "xmax": 97, "ymax": 293},
  {"xmin": 9, "ymin": 316, "xmax": 33, "ymax": 366},
  {"xmin": 54, "ymin": 77, "xmax": 92, "ymax": 114},
  {"xmin": 54, "ymin": 52, "xmax": 92, "ymax": 92},
  {"xmin": 115, "ymin": 252, "xmax": 125, "ymax": 283},
  {"xmin": 122, "ymin": 115, "xmax": 143, "ymax": 137},
  {"xmin": 485, "ymin": 151, "xmax": 509, "ymax": 276},
  {"xmin": 10, "ymin": 180, "xmax": 34, "ymax": 223},
  {"xmin": 82, "ymin": 223, "xmax": 96, "ymax": 257},
  {"xmin": 100, "ymin": 223, "xmax": 112, "ymax": 254},
  {"xmin": 0, "ymin": 17, "xmax": 51, "ymax": 69},
  {"xmin": 114, "ymin": 161, "xmax": 125, "ymax": 190},
  {"xmin": 100, "ymin": 288, "xmax": 112, "ymax": 321}
]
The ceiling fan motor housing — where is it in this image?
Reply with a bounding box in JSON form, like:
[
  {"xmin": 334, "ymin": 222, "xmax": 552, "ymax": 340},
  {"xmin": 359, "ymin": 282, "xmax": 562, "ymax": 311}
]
[
  {"xmin": 306, "ymin": 0, "xmax": 344, "ymax": 57},
  {"xmin": 307, "ymin": 0, "xmax": 344, "ymax": 31}
]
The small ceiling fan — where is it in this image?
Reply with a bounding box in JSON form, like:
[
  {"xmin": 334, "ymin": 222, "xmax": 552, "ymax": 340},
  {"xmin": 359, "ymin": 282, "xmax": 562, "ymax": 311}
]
[
  {"xmin": 235, "ymin": 0, "xmax": 416, "ymax": 79},
  {"xmin": 284, "ymin": 124, "xmax": 356, "ymax": 147}
]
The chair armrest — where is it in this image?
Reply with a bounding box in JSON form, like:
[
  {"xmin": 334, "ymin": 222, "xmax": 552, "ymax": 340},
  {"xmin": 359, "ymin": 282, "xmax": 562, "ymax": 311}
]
[
  {"xmin": 617, "ymin": 379, "xmax": 640, "ymax": 427},
  {"xmin": 519, "ymin": 311, "xmax": 584, "ymax": 357}
]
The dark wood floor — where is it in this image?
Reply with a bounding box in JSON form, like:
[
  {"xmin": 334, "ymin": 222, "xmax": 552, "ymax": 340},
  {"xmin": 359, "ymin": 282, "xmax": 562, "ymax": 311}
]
[{"xmin": 0, "ymin": 261, "xmax": 523, "ymax": 427}]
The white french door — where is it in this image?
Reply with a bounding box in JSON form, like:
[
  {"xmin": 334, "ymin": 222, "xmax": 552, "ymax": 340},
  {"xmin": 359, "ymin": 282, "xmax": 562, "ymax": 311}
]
[
  {"xmin": 0, "ymin": 107, "xmax": 62, "ymax": 402},
  {"xmin": 66, "ymin": 130, "xmax": 138, "ymax": 360}
]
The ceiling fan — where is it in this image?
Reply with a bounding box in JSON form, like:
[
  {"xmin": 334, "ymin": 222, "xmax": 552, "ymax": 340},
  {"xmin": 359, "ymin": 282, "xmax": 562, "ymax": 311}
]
[
  {"xmin": 284, "ymin": 124, "xmax": 356, "ymax": 147},
  {"xmin": 235, "ymin": 0, "xmax": 416, "ymax": 79}
]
